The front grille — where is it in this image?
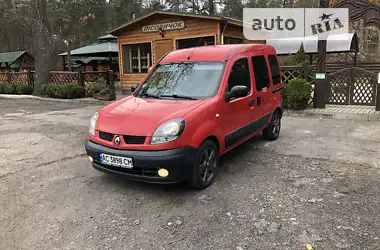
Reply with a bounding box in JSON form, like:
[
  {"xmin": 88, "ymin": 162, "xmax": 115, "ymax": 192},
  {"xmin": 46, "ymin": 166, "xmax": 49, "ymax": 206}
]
[
  {"xmin": 99, "ymin": 131, "xmax": 146, "ymax": 145},
  {"xmin": 123, "ymin": 135, "xmax": 146, "ymax": 144},
  {"xmin": 98, "ymin": 162, "xmax": 159, "ymax": 177},
  {"xmin": 99, "ymin": 131, "xmax": 114, "ymax": 142}
]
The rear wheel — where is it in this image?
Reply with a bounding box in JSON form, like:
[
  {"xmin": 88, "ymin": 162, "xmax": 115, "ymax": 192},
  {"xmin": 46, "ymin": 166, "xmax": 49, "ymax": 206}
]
[
  {"xmin": 263, "ymin": 110, "xmax": 281, "ymax": 141},
  {"xmin": 189, "ymin": 140, "xmax": 219, "ymax": 189}
]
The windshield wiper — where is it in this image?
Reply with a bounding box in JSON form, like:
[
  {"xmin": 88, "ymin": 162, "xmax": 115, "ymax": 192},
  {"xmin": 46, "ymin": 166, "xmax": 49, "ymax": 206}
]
[
  {"xmin": 160, "ymin": 94, "xmax": 198, "ymax": 100},
  {"xmin": 140, "ymin": 92, "xmax": 161, "ymax": 99}
]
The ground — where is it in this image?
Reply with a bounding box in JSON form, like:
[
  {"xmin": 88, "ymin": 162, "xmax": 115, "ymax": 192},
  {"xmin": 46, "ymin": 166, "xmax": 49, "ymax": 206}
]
[{"xmin": 1, "ymin": 99, "xmax": 380, "ymax": 250}]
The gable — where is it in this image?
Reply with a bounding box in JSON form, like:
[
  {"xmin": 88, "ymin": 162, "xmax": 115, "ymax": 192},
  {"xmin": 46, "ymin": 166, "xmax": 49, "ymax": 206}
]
[{"xmin": 111, "ymin": 13, "xmax": 221, "ymax": 37}]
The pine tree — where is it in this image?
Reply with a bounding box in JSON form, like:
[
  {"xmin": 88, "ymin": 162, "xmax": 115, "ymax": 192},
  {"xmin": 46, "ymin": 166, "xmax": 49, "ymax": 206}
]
[{"xmin": 295, "ymin": 43, "xmax": 306, "ymax": 64}]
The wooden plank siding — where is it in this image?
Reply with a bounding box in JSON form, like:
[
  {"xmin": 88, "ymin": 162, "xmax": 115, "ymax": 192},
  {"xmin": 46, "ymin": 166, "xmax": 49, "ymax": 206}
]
[
  {"xmin": 223, "ymin": 25, "xmax": 263, "ymax": 44},
  {"xmin": 117, "ymin": 14, "xmax": 219, "ymax": 91},
  {"xmin": 114, "ymin": 13, "xmax": 265, "ymax": 92}
]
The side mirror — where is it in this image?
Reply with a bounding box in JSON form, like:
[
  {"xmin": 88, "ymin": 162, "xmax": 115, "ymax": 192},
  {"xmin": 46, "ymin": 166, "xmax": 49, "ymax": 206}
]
[
  {"xmin": 131, "ymin": 83, "xmax": 139, "ymax": 93},
  {"xmin": 225, "ymin": 85, "xmax": 248, "ymax": 102}
]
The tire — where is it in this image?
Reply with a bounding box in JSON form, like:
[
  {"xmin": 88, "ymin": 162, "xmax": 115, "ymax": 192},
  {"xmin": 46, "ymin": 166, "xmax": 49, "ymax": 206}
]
[
  {"xmin": 263, "ymin": 110, "xmax": 281, "ymax": 141},
  {"xmin": 189, "ymin": 140, "xmax": 220, "ymax": 189}
]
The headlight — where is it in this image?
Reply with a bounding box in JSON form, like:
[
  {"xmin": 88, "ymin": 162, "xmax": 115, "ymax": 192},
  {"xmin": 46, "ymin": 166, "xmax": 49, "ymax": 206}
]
[
  {"xmin": 89, "ymin": 111, "xmax": 99, "ymax": 136},
  {"xmin": 151, "ymin": 119, "xmax": 185, "ymax": 145}
]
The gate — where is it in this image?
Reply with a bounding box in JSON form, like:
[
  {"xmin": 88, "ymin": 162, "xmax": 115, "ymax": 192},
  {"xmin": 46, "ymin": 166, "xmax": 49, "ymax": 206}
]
[{"xmin": 326, "ymin": 67, "xmax": 377, "ymax": 106}]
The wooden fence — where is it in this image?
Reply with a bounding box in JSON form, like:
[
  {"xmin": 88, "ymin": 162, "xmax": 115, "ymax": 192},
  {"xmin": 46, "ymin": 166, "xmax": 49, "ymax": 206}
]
[
  {"xmin": 0, "ymin": 70, "xmax": 114, "ymax": 88},
  {"xmin": 0, "ymin": 71, "xmax": 33, "ymax": 85},
  {"xmin": 280, "ymin": 63, "xmax": 315, "ymax": 85}
]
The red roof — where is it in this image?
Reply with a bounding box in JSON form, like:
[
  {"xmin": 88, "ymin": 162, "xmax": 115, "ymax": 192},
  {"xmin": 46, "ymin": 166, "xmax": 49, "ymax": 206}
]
[{"xmin": 160, "ymin": 44, "xmax": 274, "ymax": 63}]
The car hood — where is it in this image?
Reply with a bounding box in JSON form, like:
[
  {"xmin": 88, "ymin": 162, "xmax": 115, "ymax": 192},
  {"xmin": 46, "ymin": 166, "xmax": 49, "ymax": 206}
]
[{"xmin": 97, "ymin": 96, "xmax": 208, "ymax": 136}]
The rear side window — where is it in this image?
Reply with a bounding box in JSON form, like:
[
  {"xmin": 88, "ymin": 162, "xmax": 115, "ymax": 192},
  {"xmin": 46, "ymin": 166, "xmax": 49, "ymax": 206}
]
[
  {"xmin": 226, "ymin": 58, "xmax": 251, "ymax": 94},
  {"xmin": 268, "ymin": 55, "xmax": 281, "ymax": 85},
  {"xmin": 251, "ymin": 56, "xmax": 270, "ymax": 91}
]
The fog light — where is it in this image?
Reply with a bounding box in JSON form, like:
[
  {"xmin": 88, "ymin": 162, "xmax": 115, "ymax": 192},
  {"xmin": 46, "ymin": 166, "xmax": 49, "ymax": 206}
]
[
  {"xmin": 88, "ymin": 156, "xmax": 93, "ymax": 163},
  {"xmin": 158, "ymin": 168, "xmax": 169, "ymax": 177}
]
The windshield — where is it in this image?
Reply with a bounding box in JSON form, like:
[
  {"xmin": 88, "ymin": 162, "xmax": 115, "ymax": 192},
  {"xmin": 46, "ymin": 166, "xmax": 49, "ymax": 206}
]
[{"xmin": 135, "ymin": 62, "xmax": 225, "ymax": 100}]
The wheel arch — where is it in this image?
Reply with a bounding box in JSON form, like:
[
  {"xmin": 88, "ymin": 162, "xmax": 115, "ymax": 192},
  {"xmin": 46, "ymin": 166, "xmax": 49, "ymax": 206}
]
[
  {"xmin": 203, "ymin": 136, "xmax": 220, "ymax": 153},
  {"xmin": 275, "ymin": 106, "xmax": 283, "ymax": 118}
]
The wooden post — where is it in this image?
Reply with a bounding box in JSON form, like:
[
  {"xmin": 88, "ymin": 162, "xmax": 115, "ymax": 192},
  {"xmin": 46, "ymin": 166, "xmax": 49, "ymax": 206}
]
[
  {"xmin": 108, "ymin": 70, "xmax": 115, "ymax": 92},
  {"xmin": 376, "ymin": 74, "xmax": 380, "ymax": 111},
  {"xmin": 105, "ymin": 70, "xmax": 110, "ymax": 86},
  {"xmin": 302, "ymin": 62, "xmax": 310, "ymax": 82},
  {"xmin": 27, "ymin": 70, "xmax": 32, "ymax": 86},
  {"xmin": 137, "ymin": 46, "xmax": 141, "ymax": 73},
  {"xmin": 7, "ymin": 71, "xmax": 11, "ymax": 84},
  {"xmin": 314, "ymin": 0, "xmax": 329, "ymax": 109},
  {"xmin": 62, "ymin": 56, "xmax": 66, "ymax": 71},
  {"xmin": 129, "ymin": 48, "xmax": 132, "ymax": 73},
  {"xmin": 108, "ymin": 52, "xmax": 112, "ymax": 71},
  {"xmin": 78, "ymin": 71, "xmax": 84, "ymax": 86}
]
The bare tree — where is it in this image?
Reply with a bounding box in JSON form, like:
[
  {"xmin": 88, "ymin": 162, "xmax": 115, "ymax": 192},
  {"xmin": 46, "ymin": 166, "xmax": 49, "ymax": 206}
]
[{"xmin": 30, "ymin": 0, "xmax": 54, "ymax": 94}]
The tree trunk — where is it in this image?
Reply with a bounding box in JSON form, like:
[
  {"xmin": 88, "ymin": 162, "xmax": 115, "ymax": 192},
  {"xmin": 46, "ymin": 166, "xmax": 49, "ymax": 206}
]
[
  {"xmin": 208, "ymin": 0, "xmax": 215, "ymax": 15},
  {"xmin": 33, "ymin": 30, "xmax": 52, "ymax": 94},
  {"xmin": 30, "ymin": 0, "xmax": 53, "ymax": 95}
]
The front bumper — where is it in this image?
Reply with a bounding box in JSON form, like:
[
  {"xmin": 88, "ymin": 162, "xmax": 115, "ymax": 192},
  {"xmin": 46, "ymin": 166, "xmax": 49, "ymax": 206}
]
[{"xmin": 85, "ymin": 140, "xmax": 197, "ymax": 184}]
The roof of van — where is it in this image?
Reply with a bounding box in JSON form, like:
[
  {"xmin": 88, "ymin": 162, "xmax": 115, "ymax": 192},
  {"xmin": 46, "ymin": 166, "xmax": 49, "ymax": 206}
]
[{"xmin": 160, "ymin": 44, "xmax": 274, "ymax": 63}]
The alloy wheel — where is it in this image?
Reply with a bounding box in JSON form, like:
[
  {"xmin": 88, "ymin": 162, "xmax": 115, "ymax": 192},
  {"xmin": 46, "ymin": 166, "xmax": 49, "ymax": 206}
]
[{"xmin": 199, "ymin": 147, "xmax": 216, "ymax": 183}]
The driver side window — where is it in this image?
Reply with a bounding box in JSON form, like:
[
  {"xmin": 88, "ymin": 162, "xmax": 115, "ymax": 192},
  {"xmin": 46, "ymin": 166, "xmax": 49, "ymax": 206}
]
[{"xmin": 226, "ymin": 58, "xmax": 251, "ymax": 95}]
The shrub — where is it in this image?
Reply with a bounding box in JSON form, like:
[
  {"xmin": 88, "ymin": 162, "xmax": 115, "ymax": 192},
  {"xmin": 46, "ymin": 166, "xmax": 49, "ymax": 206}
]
[
  {"xmin": 0, "ymin": 83, "xmax": 16, "ymax": 94},
  {"xmin": 99, "ymin": 87, "xmax": 113, "ymax": 95},
  {"xmin": 87, "ymin": 79, "xmax": 107, "ymax": 96},
  {"xmin": 44, "ymin": 84, "xmax": 85, "ymax": 99},
  {"xmin": 283, "ymin": 78, "xmax": 313, "ymax": 110},
  {"xmin": 15, "ymin": 84, "xmax": 34, "ymax": 95}
]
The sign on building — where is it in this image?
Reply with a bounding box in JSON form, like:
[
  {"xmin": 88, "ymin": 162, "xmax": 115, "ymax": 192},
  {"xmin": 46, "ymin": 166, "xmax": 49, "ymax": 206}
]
[{"xmin": 142, "ymin": 21, "xmax": 186, "ymax": 33}]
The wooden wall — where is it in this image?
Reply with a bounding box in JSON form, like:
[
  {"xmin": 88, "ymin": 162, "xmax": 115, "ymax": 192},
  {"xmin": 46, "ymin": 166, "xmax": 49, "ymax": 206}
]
[
  {"xmin": 114, "ymin": 14, "xmax": 265, "ymax": 92},
  {"xmin": 116, "ymin": 14, "xmax": 219, "ymax": 92},
  {"xmin": 223, "ymin": 24, "xmax": 264, "ymax": 44},
  {"xmin": 20, "ymin": 54, "xmax": 35, "ymax": 69}
]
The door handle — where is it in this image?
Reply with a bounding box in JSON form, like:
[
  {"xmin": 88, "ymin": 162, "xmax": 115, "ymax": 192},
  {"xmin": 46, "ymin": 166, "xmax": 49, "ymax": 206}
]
[
  {"xmin": 257, "ymin": 96, "xmax": 261, "ymax": 106},
  {"xmin": 248, "ymin": 98, "xmax": 254, "ymax": 107}
]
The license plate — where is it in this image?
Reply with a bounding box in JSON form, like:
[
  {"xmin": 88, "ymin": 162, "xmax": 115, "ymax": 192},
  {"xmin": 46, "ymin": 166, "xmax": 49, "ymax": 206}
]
[{"xmin": 99, "ymin": 153, "xmax": 133, "ymax": 169}]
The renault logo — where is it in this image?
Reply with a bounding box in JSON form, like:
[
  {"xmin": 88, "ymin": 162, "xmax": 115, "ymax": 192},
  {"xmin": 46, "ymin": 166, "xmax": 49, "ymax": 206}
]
[{"xmin": 114, "ymin": 136, "xmax": 121, "ymax": 146}]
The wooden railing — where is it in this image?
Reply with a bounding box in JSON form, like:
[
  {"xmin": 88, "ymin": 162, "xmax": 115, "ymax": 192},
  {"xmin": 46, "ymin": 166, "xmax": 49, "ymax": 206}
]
[{"xmin": 0, "ymin": 71, "xmax": 33, "ymax": 85}]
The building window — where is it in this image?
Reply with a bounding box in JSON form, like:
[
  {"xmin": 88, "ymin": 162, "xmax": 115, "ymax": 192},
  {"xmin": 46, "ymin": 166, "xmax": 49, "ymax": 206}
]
[
  {"xmin": 177, "ymin": 36, "xmax": 215, "ymax": 49},
  {"xmin": 268, "ymin": 55, "xmax": 281, "ymax": 85},
  {"xmin": 226, "ymin": 58, "xmax": 251, "ymax": 95},
  {"xmin": 123, "ymin": 43, "xmax": 152, "ymax": 74},
  {"xmin": 224, "ymin": 37, "xmax": 243, "ymax": 44},
  {"xmin": 252, "ymin": 56, "xmax": 270, "ymax": 91}
]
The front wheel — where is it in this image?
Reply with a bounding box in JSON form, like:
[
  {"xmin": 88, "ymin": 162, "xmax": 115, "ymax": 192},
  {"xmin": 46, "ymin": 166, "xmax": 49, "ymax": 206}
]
[
  {"xmin": 263, "ymin": 110, "xmax": 281, "ymax": 141},
  {"xmin": 189, "ymin": 140, "xmax": 219, "ymax": 189}
]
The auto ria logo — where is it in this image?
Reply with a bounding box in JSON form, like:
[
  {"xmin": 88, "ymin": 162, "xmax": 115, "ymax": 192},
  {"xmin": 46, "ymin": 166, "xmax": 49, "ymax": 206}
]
[
  {"xmin": 243, "ymin": 8, "xmax": 348, "ymax": 40},
  {"xmin": 311, "ymin": 13, "xmax": 344, "ymax": 35}
]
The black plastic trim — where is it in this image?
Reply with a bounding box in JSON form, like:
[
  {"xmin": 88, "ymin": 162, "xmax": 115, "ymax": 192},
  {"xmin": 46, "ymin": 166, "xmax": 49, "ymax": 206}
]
[
  {"xmin": 224, "ymin": 112, "xmax": 272, "ymax": 148},
  {"xmin": 272, "ymin": 86, "xmax": 284, "ymax": 94}
]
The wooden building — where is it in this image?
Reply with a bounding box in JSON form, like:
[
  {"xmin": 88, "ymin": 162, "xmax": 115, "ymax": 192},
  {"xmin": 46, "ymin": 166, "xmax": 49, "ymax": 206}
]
[
  {"xmin": 109, "ymin": 11, "xmax": 264, "ymax": 93},
  {"xmin": 59, "ymin": 34, "xmax": 119, "ymax": 74},
  {"xmin": 0, "ymin": 51, "xmax": 34, "ymax": 72}
]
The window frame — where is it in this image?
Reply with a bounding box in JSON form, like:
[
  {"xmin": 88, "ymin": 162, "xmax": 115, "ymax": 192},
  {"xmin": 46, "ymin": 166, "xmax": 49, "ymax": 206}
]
[
  {"xmin": 223, "ymin": 36, "xmax": 244, "ymax": 45},
  {"xmin": 225, "ymin": 57, "xmax": 252, "ymax": 99},
  {"xmin": 122, "ymin": 42, "xmax": 153, "ymax": 75},
  {"xmin": 251, "ymin": 55, "xmax": 271, "ymax": 92},
  {"xmin": 176, "ymin": 35, "xmax": 216, "ymax": 50},
  {"xmin": 268, "ymin": 54, "xmax": 281, "ymax": 85}
]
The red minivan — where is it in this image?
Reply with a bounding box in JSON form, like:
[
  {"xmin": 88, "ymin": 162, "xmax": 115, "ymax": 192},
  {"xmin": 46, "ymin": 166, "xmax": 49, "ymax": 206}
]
[{"xmin": 85, "ymin": 44, "xmax": 283, "ymax": 189}]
